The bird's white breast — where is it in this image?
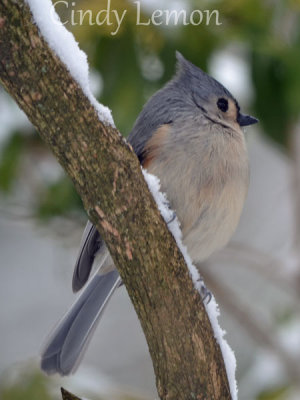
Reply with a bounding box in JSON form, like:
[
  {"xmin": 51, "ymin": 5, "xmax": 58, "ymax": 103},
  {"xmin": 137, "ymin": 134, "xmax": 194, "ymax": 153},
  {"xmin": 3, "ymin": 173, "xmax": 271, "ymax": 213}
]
[{"xmin": 147, "ymin": 124, "xmax": 249, "ymax": 263}]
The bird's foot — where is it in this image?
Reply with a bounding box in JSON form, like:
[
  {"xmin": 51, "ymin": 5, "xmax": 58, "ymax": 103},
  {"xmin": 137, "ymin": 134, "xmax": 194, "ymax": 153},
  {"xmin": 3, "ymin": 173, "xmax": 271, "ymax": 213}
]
[
  {"xmin": 162, "ymin": 201, "xmax": 177, "ymax": 225},
  {"xmin": 202, "ymin": 288, "xmax": 212, "ymax": 304},
  {"xmin": 197, "ymin": 278, "xmax": 212, "ymax": 304},
  {"xmin": 166, "ymin": 211, "xmax": 176, "ymax": 225}
]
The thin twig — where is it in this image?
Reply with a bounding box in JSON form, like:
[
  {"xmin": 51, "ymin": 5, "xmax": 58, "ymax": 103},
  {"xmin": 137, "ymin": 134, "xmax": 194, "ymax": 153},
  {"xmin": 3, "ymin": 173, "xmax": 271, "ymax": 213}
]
[{"xmin": 200, "ymin": 264, "xmax": 300, "ymax": 383}]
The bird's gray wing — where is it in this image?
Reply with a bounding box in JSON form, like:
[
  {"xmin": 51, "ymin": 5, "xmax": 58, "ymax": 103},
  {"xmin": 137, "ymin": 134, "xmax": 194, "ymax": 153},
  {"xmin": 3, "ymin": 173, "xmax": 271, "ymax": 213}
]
[
  {"xmin": 41, "ymin": 269, "xmax": 121, "ymax": 375},
  {"xmin": 72, "ymin": 220, "xmax": 105, "ymax": 292},
  {"xmin": 127, "ymin": 87, "xmax": 176, "ymax": 164},
  {"xmin": 128, "ymin": 53, "xmax": 195, "ymax": 162}
]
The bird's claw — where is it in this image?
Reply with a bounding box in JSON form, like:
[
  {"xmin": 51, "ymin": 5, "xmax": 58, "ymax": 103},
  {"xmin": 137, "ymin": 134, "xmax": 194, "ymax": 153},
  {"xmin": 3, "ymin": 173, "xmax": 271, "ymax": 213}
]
[
  {"xmin": 201, "ymin": 289, "xmax": 212, "ymax": 304},
  {"xmin": 163, "ymin": 201, "xmax": 177, "ymax": 224},
  {"xmin": 197, "ymin": 278, "xmax": 212, "ymax": 304},
  {"xmin": 166, "ymin": 211, "xmax": 176, "ymax": 225}
]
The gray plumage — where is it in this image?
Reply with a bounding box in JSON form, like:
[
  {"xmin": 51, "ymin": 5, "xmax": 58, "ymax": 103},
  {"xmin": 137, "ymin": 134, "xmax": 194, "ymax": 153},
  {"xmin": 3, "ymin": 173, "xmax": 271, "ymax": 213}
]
[
  {"xmin": 41, "ymin": 270, "xmax": 121, "ymax": 375},
  {"xmin": 41, "ymin": 52, "xmax": 258, "ymax": 375},
  {"xmin": 128, "ymin": 51, "xmax": 237, "ymax": 161},
  {"xmin": 72, "ymin": 220, "xmax": 102, "ymax": 292}
]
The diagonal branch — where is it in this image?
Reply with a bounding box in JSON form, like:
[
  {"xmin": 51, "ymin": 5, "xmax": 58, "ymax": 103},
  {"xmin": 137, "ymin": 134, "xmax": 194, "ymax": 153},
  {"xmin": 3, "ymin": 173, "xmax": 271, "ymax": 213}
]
[
  {"xmin": 0, "ymin": 1, "xmax": 232, "ymax": 399},
  {"xmin": 61, "ymin": 388, "xmax": 82, "ymax": 400}
]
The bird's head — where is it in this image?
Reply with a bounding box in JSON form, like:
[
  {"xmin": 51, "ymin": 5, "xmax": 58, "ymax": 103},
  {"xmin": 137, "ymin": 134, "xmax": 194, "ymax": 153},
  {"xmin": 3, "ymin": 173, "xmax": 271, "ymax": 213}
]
[{"xmin": 174, "ymin": 52, "xmax": 258, "ymax": 133}]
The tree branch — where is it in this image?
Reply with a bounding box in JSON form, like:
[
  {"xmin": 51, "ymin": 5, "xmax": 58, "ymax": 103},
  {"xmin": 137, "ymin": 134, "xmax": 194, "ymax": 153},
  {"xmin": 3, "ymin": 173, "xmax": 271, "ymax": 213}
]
[
  {"xmin": 61, "ymin": 388, "xmax": 81, "ymax": 400},
  {"xmin": 0, "ymin": 1, "xmax": 232, "ymax": 398}
]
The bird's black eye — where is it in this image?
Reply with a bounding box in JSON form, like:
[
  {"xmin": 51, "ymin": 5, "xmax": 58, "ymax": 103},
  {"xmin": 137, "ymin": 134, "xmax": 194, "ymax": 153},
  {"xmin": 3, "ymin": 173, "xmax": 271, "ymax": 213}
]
[{"xmin": 217, "ymin": 98, "xmax": 228, "ymax": 112}]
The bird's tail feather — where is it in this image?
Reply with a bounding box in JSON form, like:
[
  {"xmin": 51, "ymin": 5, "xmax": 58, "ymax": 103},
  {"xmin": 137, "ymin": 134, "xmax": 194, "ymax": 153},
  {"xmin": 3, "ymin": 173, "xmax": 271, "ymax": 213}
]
[{"xmin": 40, "ymin": 269, "xmax": 121, "ymax": 376}]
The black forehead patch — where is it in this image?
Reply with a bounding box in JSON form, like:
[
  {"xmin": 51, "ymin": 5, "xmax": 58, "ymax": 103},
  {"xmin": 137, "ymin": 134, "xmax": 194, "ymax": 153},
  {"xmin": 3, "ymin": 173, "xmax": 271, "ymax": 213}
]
[{"xmin": 234, "ymin": 100, "xmax": 241, "ymax": 113}]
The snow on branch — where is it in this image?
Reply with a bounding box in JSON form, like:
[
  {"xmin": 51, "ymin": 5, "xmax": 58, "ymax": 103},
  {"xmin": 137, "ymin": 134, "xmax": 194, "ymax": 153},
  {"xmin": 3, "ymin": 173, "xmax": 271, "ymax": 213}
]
[{"xmin": 26, "ymin": 0, "xmax": 114, "ymax": 126}]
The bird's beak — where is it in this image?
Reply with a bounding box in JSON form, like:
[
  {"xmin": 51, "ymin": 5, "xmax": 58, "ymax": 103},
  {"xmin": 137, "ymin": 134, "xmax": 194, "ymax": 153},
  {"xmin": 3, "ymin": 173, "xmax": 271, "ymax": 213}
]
[{"xmin": 237, "ymin": 113, "xmax": 259, "ymax": 127}]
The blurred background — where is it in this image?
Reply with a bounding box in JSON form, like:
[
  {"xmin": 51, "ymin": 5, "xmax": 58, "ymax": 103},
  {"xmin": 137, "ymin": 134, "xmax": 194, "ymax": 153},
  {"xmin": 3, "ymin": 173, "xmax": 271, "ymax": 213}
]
[{"xmin": 1, "ymin": 0, "xmax": 300, "ymax": 399}]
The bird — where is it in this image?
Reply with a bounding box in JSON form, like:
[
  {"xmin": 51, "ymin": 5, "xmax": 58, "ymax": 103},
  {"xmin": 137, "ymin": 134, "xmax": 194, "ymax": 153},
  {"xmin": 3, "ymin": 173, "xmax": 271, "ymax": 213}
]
[{"xmin": 40, "ymin": 51, "xmax": 258, "ymax": 375}]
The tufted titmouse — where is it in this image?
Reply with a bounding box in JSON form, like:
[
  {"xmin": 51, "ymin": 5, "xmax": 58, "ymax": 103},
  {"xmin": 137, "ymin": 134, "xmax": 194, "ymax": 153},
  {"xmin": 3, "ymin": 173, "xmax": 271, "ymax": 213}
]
[{"xmin": 41, "ymin": 52, "xmax": 258, "ymax": 375}]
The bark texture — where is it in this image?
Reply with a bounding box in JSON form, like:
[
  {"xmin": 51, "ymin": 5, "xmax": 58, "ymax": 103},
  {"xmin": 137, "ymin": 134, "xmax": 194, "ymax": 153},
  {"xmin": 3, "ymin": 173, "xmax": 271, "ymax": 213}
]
[
  {"xmin": 61, "ymin": 388, "xmax": 81, "ymax": 400},
  {"xmin": 0, "ymin": 1, "xmax": 231, "ymax": 399}
]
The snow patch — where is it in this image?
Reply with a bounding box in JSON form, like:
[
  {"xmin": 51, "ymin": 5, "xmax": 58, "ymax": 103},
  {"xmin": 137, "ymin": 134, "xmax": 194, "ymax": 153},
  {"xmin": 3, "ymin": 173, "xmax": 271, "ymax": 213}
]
[
  {"xmin": 25, "ymin": 0, "xmax": 114, "ymax": 127},
  {"xmin": 143, "ymin": 169, "xmax": 238, "ymax": 400}
]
